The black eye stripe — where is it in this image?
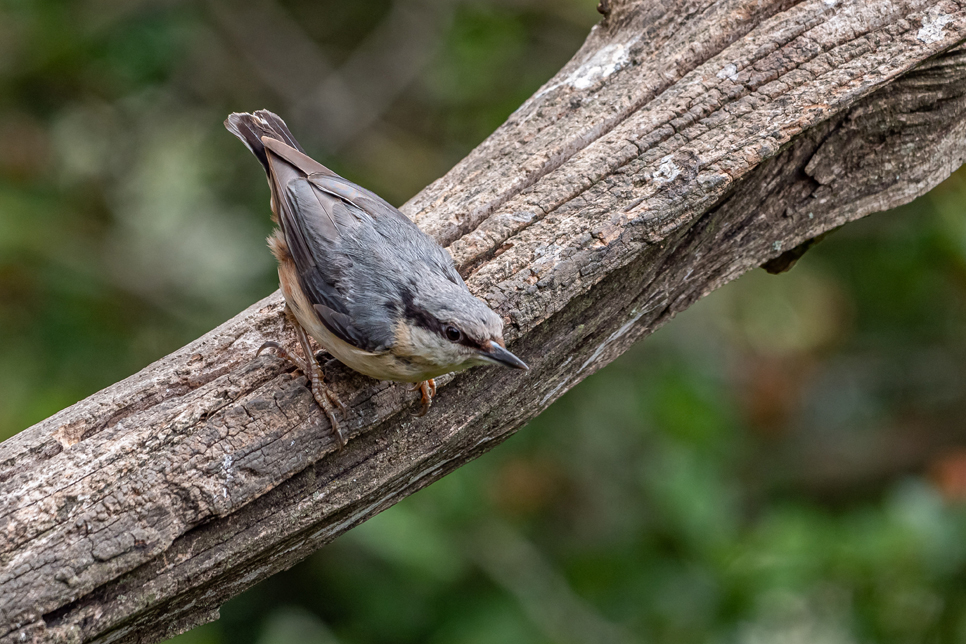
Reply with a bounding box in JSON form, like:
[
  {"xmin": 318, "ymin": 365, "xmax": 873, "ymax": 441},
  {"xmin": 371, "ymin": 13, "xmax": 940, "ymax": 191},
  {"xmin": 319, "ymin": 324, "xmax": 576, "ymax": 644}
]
[
  {"xmin": 399, "ymin": 288, "xmax": 438, "ymax": 333},
  {"xmin": 399, "ymin": 288, "xmax": 487, "ymax": 350}
]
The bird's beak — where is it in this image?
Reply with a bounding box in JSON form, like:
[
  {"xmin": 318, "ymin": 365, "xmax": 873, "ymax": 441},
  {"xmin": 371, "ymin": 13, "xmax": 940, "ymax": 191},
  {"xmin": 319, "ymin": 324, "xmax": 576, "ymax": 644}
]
[{"xmin": 482, "ymin": 340, "xmax": 529, "ymax": 370}]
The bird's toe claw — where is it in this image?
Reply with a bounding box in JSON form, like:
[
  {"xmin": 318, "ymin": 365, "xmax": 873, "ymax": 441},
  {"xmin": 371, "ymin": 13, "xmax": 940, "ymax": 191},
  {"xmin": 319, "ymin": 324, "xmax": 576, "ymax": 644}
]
[
  {"xmin": 306, "ymin": 360, "xmax": 348, "ymax": 448},
  {"xmin": 414, "ymin": 379, "xmax": 435, "ymax": 417},
  {"xmin": 256, "ymin": 340, "xmax": 281, "ymax": 357},
  {"xmin": 256, "ymin": 340, "xmax": 307, "ymax": 373}
]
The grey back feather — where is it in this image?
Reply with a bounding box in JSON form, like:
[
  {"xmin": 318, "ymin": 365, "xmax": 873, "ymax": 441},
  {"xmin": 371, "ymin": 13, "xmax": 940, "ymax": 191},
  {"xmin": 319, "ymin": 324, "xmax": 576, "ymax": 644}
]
[
  {"xmin": 226, "ymin": 110, "xmax": 477, "ymax": 354},
  {"xmin": 287, "ymin": 175, "xmax": 469, "ymax": 353}
]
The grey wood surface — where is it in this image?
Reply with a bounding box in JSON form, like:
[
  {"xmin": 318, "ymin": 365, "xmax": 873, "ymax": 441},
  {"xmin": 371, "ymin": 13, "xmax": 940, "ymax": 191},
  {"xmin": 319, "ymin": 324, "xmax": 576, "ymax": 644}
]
[{"xmin": 3, "ymin": 0, "xmax": 966, "ymax": 641}]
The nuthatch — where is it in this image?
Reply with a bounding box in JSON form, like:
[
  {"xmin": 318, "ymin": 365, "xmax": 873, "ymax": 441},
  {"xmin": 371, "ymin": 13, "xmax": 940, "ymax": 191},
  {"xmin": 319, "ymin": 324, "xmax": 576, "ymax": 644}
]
[{"xmin": 225, "ymin": 110, "xmax": 528, "ymax": 446}]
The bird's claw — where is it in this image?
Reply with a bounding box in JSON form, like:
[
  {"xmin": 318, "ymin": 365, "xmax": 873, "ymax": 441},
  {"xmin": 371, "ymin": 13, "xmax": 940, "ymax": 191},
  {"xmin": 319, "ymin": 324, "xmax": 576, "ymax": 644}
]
[
  {"xmin": 302, "ymin": 348, "xmax": 348, "ymax": 449},
  {"xmin": 308, "ymin": 373, "xmax": 347, "ymax": 448},
  {"xmin": 256, "ymin": 340, "xmax": 279, "ymax": 357},
  {"xmin": 259, "ymin": 328, "xmax": 348, "ymax": 449},
  {"xmin": 413, "ymin": 379, "xmax": 436, "ymax": 417},
  {"xmin": 257, "ymin": 341, "xmax": 307, "ymax": 373}
]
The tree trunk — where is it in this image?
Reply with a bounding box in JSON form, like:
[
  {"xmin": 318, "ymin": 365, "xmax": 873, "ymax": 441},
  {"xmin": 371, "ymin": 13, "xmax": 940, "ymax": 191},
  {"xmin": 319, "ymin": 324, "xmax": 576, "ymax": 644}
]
[{"xmin": 3, "ymin": 1, "xmax": 966, "ymax": 641}]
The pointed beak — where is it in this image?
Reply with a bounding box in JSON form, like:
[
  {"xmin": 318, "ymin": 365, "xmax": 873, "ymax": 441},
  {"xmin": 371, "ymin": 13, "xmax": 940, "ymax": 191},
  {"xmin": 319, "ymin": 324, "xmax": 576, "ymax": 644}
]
[{"xmin": 482, "ymin": 340, "xmax": 529, "ymax": 370}]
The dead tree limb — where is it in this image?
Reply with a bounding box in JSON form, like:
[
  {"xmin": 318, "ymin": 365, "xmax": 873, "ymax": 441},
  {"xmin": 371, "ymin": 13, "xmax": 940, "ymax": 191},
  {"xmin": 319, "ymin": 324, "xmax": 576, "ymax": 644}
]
[{"xmin": 3, "ymin": 0, "xmax": 966, "ymax": 641}]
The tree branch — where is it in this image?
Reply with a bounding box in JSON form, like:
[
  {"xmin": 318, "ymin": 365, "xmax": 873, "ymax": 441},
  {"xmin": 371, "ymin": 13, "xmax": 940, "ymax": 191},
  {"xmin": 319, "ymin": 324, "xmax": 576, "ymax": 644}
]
[{"xmin": 3, "ymin": 1, "xmax": 966, "ymax": 642}]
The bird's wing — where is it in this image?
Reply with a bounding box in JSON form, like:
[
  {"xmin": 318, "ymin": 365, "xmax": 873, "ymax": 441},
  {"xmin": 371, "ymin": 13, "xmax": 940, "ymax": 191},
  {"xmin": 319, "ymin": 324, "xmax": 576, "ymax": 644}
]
[
  {"xmin": 307, "ymin": 173, "xmax": 467, "ymax": 289},
  {"xmin": 282, "ymin": 180, "xmax": 359, "ymax": 343},
  {"xmin": 262, "ymin": 136, "xmax": 338, "ymax": 179},
  {"xmin": 266, "ymin": 146, "xmax": 396, "ymax": 352},
  {"xmin": 263, "ymin": 136, "xmax": 467, "ymax": 354},
  {"xmin": 305, "ymin": 172, "xmax": 415, "ymax": 227}
]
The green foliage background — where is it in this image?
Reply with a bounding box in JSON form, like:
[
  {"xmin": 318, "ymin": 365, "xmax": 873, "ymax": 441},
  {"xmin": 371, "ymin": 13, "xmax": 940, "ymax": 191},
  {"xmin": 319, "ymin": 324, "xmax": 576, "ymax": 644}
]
[{"xmin": 3, "ymin": 1, "xmax": 966, "ymax": 642}]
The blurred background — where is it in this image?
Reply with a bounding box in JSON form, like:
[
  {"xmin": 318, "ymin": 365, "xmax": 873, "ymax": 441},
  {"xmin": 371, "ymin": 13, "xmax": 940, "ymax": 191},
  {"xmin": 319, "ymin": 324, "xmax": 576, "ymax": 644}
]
[{"xmin": 3, "ymin": 1, "xmax": 966, "ymax": 642}]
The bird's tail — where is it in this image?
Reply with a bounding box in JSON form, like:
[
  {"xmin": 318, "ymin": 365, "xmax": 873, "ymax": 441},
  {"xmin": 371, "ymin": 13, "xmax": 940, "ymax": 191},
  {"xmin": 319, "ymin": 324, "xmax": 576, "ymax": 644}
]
[{"xmin": 224, "ymin": 110, "xmax": 305, "ymax": 176}]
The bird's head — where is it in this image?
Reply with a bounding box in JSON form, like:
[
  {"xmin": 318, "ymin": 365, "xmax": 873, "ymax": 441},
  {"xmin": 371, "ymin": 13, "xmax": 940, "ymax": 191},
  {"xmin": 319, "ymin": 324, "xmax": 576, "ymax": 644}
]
[{"xmin": 392, "ymin": 278, "xmax": 528, "ymax": 379}]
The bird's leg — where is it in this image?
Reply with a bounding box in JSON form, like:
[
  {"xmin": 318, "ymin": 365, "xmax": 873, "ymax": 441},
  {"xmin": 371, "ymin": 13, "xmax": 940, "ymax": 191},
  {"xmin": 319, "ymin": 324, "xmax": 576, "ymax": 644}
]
[
  {"xmin": 292, "ymin": 323, "xmax": 348, "ymax": 448},
  {"xmin": 258, "ymin": 309, "xmax": 347, "ymax": 447},
  {"xmin": 409, "ymin": 379, "xmax": 436, "ymax": 416}
]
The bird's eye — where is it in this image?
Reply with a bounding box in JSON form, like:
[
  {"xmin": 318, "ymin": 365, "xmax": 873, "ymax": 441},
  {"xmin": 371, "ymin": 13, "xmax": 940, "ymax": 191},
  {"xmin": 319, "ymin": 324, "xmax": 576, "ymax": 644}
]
[{"xmin": 445, "ymin": 326, "xmax": 462, "ymax": 342}]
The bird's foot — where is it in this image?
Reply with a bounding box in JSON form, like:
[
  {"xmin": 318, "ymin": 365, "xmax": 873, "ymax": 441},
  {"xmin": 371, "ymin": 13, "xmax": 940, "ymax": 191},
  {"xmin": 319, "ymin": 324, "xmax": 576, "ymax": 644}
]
[
  {"xmin": 306, "ymin": 358, "xmax": 348, "ymax": 448},
  {"xmin": 258, "ymin": 339, "xmax": 347, "ymax": 448},
  {"xmin": 409, "ymin": 379, "xmax": 436, "ymax": 417}
]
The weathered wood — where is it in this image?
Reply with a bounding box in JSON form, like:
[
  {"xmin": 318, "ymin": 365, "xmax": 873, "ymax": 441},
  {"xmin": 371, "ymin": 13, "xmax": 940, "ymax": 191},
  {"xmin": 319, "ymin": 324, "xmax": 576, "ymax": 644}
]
[{"xmin": 3, "ymin": 0, "xmax": 965, "ymax": 641}]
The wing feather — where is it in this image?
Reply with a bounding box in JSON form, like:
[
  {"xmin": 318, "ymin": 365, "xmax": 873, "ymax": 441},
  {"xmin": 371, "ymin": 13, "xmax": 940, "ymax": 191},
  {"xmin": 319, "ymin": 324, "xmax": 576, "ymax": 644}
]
[
  {"xmin": 262, "ymin": 136, "xmax": 338, "ymax": 179},
  {"xmin": 228, "ymin": 111, "xmax": 459, "ymax": 354},
  {"xmin": 306, "ymin": 173, "xmax": 414, "ymax": 227}
]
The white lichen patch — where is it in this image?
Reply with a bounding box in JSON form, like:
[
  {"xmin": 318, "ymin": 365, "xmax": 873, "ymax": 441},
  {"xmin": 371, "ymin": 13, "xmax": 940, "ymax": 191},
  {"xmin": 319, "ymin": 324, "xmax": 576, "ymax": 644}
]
[
  {"xmin": 567, "ymin": 43, "xmax": 631, "ymax": 90},
  {"xmin": 716, "ymin": 63, "xmax": 739, "ymax": 81},
  {"xmin": 918, "ymin": 12, "xmax": 953, "ymax": 44},
  {"xmin": 653, "ymin": 155, "xmax": 681, "ymax": 184},
  {"xmin": 222, "ymin": 453, "xmax": 234, "ymax": 499}
]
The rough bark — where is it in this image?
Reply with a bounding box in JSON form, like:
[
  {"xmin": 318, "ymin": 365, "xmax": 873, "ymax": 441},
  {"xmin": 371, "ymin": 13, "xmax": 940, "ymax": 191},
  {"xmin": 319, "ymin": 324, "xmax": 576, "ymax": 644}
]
[{"xmin": 3, "ymin": 0, "xmax": 966, "ymax": 641}]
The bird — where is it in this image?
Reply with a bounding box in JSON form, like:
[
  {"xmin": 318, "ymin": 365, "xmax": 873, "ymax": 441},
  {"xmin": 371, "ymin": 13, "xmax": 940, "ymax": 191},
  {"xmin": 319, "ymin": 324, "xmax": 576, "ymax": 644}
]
[{"xmin": 225, "ymin": 110, "xmax": 529, "ymax": 447}]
